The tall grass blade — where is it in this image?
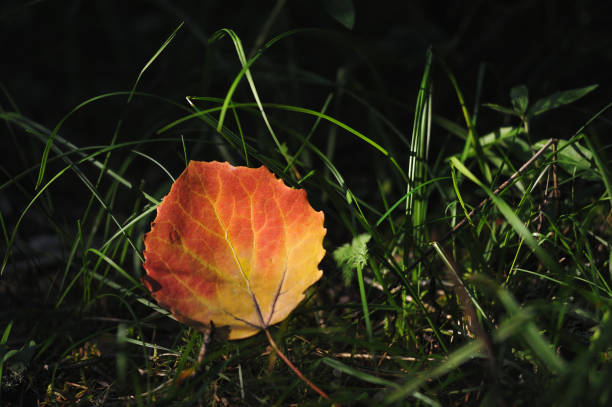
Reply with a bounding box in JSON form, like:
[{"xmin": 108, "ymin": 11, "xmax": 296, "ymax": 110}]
[{"xmin": 406, "ymin": 47, "xmax": 433, "ymax": 250}]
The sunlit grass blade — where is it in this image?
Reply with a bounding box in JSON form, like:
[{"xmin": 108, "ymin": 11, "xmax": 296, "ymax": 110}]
[
  {"xmin": 209, "ymin": 29, "xmax": 306, "ymax": 166},
  {"xmin": 86, "ymin": 248, "xmax": 141, "ymax": 287},
  {"xmin": 158, "ymin": 100, "xmax": 407, "ymax": 181},
  {"xmin": 406, "ymin": 48, "xmax": 433, "ymax": 250},
  {"xmin": 128, "ymin": 22, "xmax": 184, "ymax": 103}
]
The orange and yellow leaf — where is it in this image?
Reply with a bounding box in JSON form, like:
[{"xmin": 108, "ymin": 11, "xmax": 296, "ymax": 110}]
[{"xmin": 143, "ymin": 161, "xmax": 325, "ymax": 339}]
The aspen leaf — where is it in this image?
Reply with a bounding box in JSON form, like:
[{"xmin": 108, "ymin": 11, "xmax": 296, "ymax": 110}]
[{"xmin": 142, "ymin": 161, "xmax": 326, "ymax": 340}]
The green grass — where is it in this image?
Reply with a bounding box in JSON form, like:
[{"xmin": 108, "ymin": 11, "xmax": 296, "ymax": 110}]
[{"xmin": 2, "ymin": 21, "xmax": 612, "ymax": 407}]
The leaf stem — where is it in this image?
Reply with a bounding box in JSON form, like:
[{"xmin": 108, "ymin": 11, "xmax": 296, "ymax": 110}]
[{"xmin": 263, "ymin": 328, "xmax": 330, "ymax": 401}]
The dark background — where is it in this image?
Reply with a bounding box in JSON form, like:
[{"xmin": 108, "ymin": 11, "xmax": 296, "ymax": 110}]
[{"xmin": 3, "ymin": 0, "xmax": 610, "ymax": 146}]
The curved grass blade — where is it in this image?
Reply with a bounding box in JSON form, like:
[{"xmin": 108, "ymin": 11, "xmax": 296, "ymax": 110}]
[
  {"xmin": 128, "ymin": 22, "xmax": 184, "ymax": 103},
  {"xmin": 37, "ymin": 18, "xmax": 184, "ymax": 189},
  {"xmin": 158, "ymin": 101, "xmax": 407, "ymax": 181},
  {"xmin": 209, "ymin": 28, "xmax": 307, "ymax": 166}
]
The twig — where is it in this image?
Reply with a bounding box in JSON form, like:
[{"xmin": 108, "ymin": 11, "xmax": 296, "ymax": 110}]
[
  {"xmin": 317, "ymin": 350, "xmax": 437, "ymax": 362},
  {"xmin": 552, "ymin": 139, "xmax": 560, "ymax": 212}
]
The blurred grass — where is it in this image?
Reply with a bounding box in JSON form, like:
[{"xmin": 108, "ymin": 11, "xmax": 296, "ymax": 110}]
[{"xmin": 2, "ymin": 1, "xmax": 612, "ymax": 405}]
